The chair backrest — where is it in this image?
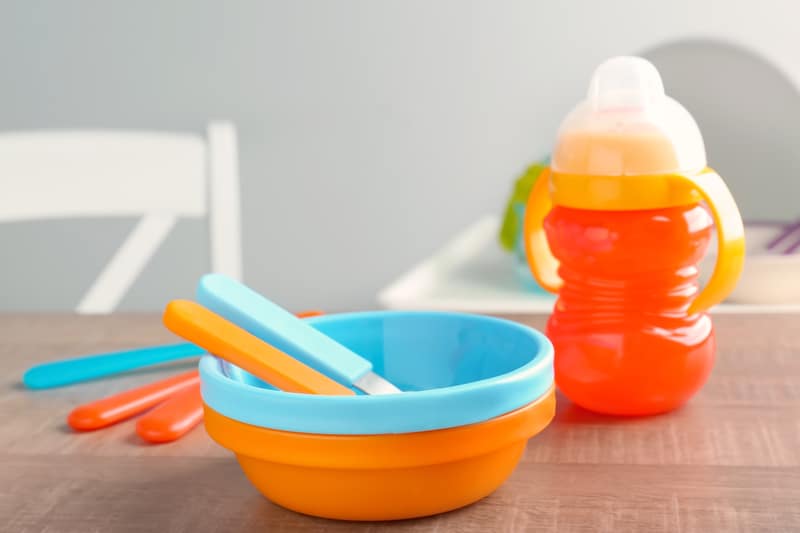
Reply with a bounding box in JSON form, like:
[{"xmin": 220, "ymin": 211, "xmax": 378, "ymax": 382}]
[
  {"xmin": 0, "ymin": 131, "xmax": 206, "ymax": 221},
  {"xmin": 0, "ymin": 122, "xmax": 242, "ymax": 313}
]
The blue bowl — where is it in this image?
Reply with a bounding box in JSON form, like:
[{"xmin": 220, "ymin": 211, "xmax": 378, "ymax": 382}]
[{"xmin": 199, "ymin": 310, "xmax": 553, "ymax": 435}]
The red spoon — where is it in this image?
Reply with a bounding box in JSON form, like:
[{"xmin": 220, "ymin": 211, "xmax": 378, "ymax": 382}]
[{"xmin": 67, "ymin": 370, "xmax": 199, "ymax": 431}]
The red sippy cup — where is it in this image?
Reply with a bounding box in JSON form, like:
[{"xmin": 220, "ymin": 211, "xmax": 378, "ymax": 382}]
[{"xmin": 524, "ymin": 57, "xmax": 745, "ymax": 415}]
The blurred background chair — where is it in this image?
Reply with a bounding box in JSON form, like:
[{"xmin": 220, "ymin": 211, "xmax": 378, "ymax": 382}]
[{"xmin": 0, "ymin": 122, "xmax": 241, "ymax": 313}]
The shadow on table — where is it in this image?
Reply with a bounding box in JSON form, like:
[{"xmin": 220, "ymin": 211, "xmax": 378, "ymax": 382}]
[{"xmin": 553, "ymin": 391, "xmax": 676, "ymax": 425}]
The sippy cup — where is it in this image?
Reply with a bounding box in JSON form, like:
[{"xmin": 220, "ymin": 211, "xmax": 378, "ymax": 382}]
[{"xmin": 524, "ymin": 56, "xmax": 745, "ymax": 415}]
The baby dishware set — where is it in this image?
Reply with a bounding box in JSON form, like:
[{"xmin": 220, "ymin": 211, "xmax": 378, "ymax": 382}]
[{"xmin": 23, "ymin": 56, "xmax": 745, "ymax": 521}]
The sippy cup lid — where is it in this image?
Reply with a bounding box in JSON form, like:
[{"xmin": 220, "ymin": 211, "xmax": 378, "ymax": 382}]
[{"xmin": 552, "ymin": 56, "xmax": 707, "ymax": 176}]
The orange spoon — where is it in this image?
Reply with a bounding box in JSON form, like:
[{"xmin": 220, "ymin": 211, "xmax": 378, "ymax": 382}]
[
  {"xmin": 67, "ymin": 370, "xmax": 200, "ymax": 431},
  {"xmin": 294, "ymin": 310, "xmax": 325, "ymax": 319},
  {"xmin": 163, "ymin": 300, "xmax": 354, "ymax": 396},
  {"xmin": 135, "ymin": 308, "xmax": 327, "ymax": 442},
  {"xmin": 136, "ymin": 383, "xmax": 203, "ymax": 443}
]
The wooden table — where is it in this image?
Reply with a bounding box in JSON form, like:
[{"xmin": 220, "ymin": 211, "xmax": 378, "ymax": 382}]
[{"xmin": 1, "ymin": 314, "xmax": 799, "ymax": 532}]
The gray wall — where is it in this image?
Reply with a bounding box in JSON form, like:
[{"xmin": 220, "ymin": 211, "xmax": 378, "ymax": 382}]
[{"xmin": 1, "ymin": 0, "xmax": 799, "ymax": 311}]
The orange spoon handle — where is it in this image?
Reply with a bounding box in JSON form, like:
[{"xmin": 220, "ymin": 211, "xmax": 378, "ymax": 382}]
[
  {"xmin": 67, "ymin": 370, "xmax": 200, "ymax": 431},
  {"xmin": 136, "ymin": 383, "xmax": 203, "ymax": 443},
  {"xmin": 295, "ymin": 310, "xmax": 325, "ymax": 319},
  {"xmin": 163, "ymin": 300, "xmax": 355, "ymax": 396}
]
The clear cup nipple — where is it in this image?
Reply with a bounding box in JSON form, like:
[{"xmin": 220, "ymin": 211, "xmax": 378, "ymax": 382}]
[{"xmin": 588, "ymin": 56, "xmax": 665, "ymax": 111}]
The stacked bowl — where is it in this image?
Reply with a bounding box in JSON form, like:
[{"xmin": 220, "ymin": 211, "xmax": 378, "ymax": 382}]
[{"xmin": 200, "ymin": 311, "xmax": 555, "ymax": 521}]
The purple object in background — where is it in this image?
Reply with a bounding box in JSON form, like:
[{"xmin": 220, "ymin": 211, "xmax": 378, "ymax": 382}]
[
  {"xmin": 784, "ymin": 233, "xmax": 800, "ymax": 254},
  {"xmin": 765, "ymin": 220, "xmax": 800, "ymax": 254}
]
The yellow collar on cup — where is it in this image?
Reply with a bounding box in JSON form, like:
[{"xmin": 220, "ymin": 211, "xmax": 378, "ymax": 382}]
[
  {"xmin": 526, "ymin": 166, "xmax": 745, "ymax": 314},
  {"xmin": 549, "ymin": 169, "xmax": 706, "ymax": 210}
]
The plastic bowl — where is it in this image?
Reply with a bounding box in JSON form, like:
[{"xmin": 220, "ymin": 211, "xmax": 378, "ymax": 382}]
[
  {"xmin": 204, "ymin": 387, "xmax": 555, "ymax": 521},
  {"xmin": 200, "ymin": 311, "xmax": 553, "ymax": 434}
]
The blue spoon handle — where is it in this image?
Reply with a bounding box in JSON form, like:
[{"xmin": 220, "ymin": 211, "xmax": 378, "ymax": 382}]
[
  {"xmin": 22, "ymin": 342, "xmax": 205, "ymax": 389},
  {"xmin": 197, "ymin": 274, "xmax": 372, "ymax": 384}
]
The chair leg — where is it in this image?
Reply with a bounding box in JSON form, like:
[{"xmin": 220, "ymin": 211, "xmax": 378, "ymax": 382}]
[
  {"xmin": 207, "ymin": 121, "xmax": 243, "ymax": 280},
  {"xmin": 76, "ymin": 213, "xmax": 177, "ymax": 314}
]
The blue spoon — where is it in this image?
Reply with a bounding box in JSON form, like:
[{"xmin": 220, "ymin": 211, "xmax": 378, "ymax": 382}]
[
  {"xmin": 22, "ymin": 309, "xmax": 324, "ymax": 389},
  {"xmin": 196, "ymin": 273, "xmax": 400, "ymax": 395},
  {"xmin": 22, "ymin": 343, "xmax": 203, "ymax": 389}
]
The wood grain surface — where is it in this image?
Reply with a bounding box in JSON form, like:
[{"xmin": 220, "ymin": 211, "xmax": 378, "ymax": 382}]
[{"xmin": 1, "ymin": 313, "xmax": 798, "ymax": 532}]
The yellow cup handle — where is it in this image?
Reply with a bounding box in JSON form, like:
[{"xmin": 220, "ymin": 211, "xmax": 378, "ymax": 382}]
[
  {"xmin": 673, "ymin": 168, "xmax": 746, "ymax": 314},
  {"xmin": 523, "ymin": 167, "xmax": 562, "ymax": 293}
]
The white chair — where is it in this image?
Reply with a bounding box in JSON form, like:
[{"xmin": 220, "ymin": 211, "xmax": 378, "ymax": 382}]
[{"xmin": 0, "ymin": 122, "xmax": 242, "ymax": 313}]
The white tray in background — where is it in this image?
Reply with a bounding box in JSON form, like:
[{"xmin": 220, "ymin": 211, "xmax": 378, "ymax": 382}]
[{"xmin": 378, "ymin": 215, "xmax": 800, "ymax": 315}]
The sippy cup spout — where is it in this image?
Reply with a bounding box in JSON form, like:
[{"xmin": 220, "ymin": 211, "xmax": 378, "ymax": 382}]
[
  {"xmin": 588, "ymin": 56, "xmax": 665, "ymax": 111},
  {"xmin": 552, "ymin": 55, "xmax": 707, "ymax": 177}
]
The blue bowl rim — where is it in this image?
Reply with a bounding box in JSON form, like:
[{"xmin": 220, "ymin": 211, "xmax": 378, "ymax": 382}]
[{"xmin": 200, "ymin": 310, "xmax": 554, "ymax": 435}]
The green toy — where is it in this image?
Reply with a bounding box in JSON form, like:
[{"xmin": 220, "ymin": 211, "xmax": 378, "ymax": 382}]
[{"xmin": 498, "ymin": 160, "xmax": 549, "ymax": 251}]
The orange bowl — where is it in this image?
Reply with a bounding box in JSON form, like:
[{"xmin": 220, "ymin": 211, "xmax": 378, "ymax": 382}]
[{"xmin": 204, "ymin": 387, "xmax": 555, "ymax": 521}]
